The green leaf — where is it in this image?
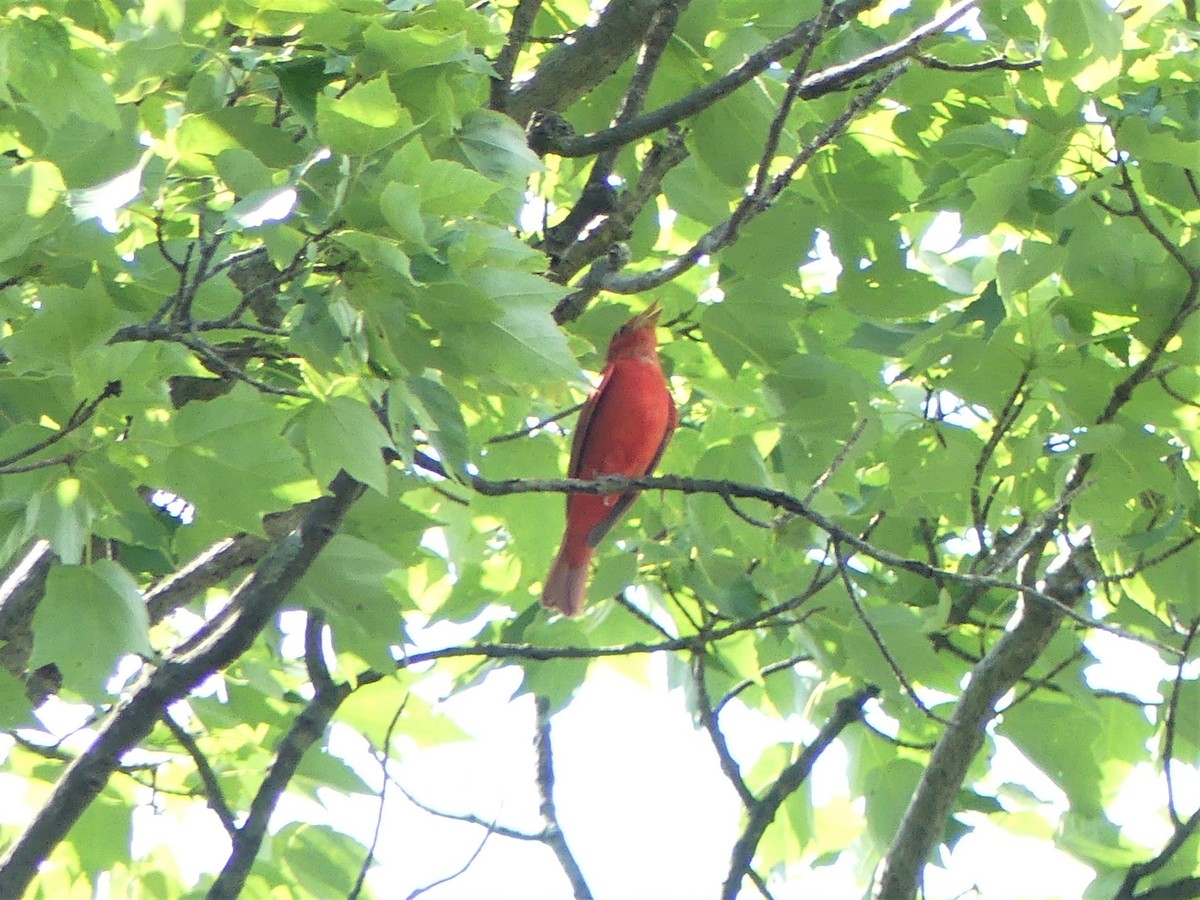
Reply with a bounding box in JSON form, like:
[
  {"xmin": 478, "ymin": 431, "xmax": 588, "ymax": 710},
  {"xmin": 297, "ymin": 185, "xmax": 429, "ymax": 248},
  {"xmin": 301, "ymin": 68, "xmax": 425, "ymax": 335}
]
[
  {"xmin": 161, "ymin": 388, "xmax": 319, "ymax": 535},
  {"xmin": 864, "ymin": 758, "xmax": 925, "ymax": 851},
  {"xmin": 998, "ymin": 694, "xmax": 1105, "ymax": 816},
  {"xmin": 0, "ymin": 161, "xmax": 64, "ymax": 264},
  {"xmin": 764, "ymin": 354, "xmax": 871, "ymax": 432},
  {"xmin": 380, "ymin": 182, "xmax": 434, "ymax": 253},
  {"xmin": 274, "ymin": 57, "xmax": 339, "ymax": 125},
  {"xmin": 69, "ymin": 794, "xmax": 133, "ymax": 877},
  {"xmin": 701, "ymin": 281, "xmax": 800, "ymax": 375},
  {"xmin": 401, "ymin": 374, "xmax": 472, "ymax": 478},
  {"xmin": 0, "ymin": 668, "xmax": 31, "ymax": 728},
  {"xmin": 176, "ymin": 108, "xmax": 306, "ymax": 168},
  {"xmin": 419, "ymin": 159, "xmax": 500, "ymax": 216},
  {"xmin": 293, "ymin": 534, "xmax": 406, "ymax": 671},
  {"xmin": 456, "ymin": 109, "xmax": 542, "ymax": 188},
  {"xmin": 456, "ymin": 273, "xmax": 577, "ymax": 384},
  {"xmin": 362, "ymin": 21, "xmax": 469, "ymax": 74},
  {"xmin": 30, "ymin": 561, "xmax": 153, "ymax": 701},
  {"xmin": 316, "ymin": 77, "xmax": 415, "ymax": 157},
  {"xmin": 300, "ymin": 394, "xmax": 393, "ymax": 494},
  {"xmin": 279, "ymin": 823, "xmax": 363, "ymax": 897},
  {"xmin": 960, "ymin": 281, "xmax": 1006, "ymax": 339},
  {"xmin": 34, "ymin": 476, "xmax": 92, "ymax": 564},
  {"xmin": 3, "ymin": 280, "xmax": 122, "ymax": 370},
  {"xmin": 964, "ymin": 159, "xmax": 1036, "ymax": 235}
]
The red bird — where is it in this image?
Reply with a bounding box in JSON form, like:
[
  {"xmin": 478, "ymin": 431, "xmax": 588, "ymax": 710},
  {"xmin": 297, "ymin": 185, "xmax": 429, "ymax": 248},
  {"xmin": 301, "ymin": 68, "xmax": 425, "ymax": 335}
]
[{"xmin": 541, "ymin": 302, "xmax": 677, "ymax": 617}]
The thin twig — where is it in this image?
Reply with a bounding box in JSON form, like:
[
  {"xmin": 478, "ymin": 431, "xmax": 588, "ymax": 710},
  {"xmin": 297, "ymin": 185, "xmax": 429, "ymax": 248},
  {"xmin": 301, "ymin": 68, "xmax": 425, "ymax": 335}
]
[
  {"xmin": 490, "ymin": 0, "xmax": 543, "ymax": 112},
  {"xmin": 534, "ymin": 696, "xmax": 593, "ymax": 899},
  {"xmin": 601, "ymin": 66, "xmax": 906, "ymax": 294},
  {"xmin": 349, "ymin": 697, "xmax": 409, "ymax": 900},
  {"xmin": 835, "ymin": 550, "xmax": 951, "ymax": 725},
  {"xmin": 969, "ymin": 367, "xmax": 1030, "ymax": 559},
  {"xmin": 916, "ymin": 53, "xmax": 1040, "ymax": 72},
  {"xmin": 1115, "ymin": 807, "xmax": 1200, "ymax": 900},
  {"xmin": 453, "ymin": 466, "xmax": 1182, "ymax": 657},
  {"xmin": 721, "ymin": 493, "xmax": 775, "ymax": 529},
  {"xmin": 161, "ymin": 711, "xmax": 239, "ymax": 839},
  {"xmin": 804, "ymin": 417, "xmax": 870, "ymax": 505},
  {"xmin": 175, "ymin": 333, "xmax": 304, "ymax": 398},
  {"xmin": 694, "ymin": 652, "xmax": 755, "ymax": 807},
  {"xmin": 487, "ymin": 403, "xmax": 584, "ymax": 445},
  {"xmin": 714, "ymin": 654, "xmax": 815, "ymax": 717},
  {"xmin": 721, "ymin": 686, "xmax": 879, "ymax": 900},
  {"xmin": 727, "ymin": 0, "xmax": 837, "ymax": 240},
  {"xmin": 0, "ymin": 381, "xmax": 122, "ymax": 472},
  {"xmin": 406, "ymin": 825, "xmax": 498, "ymax": 900},
  {"xmin": 1162, "ymin": 615, "xmax": 1200, "ymax": 828},
  {"xmin": 541, "ymin": 0, "xmax": 975, "ymax": 157},
  {"xmin": 614, "ymin": 589, "xmax": 675, "ymax": 640}
]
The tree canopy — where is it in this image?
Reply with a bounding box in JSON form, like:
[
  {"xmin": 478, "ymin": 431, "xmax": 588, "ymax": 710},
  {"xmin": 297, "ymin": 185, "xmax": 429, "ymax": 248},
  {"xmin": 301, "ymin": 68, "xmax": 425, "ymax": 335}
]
[{"xmin": 0, "ymin": 0, "xmax": 1198, "ymax": 897}]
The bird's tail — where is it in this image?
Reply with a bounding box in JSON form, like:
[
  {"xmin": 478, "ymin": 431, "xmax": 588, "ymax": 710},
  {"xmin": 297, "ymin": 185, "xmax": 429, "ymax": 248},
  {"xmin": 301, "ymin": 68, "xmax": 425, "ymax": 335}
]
[{"xmin": 541, "ymin": 542, "xmax": 590, "ymax": 617}]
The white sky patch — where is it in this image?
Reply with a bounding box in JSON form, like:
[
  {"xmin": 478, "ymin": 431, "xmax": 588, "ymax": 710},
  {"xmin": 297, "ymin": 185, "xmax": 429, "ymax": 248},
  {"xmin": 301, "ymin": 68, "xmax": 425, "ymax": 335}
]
[
  {"xmin": 150, "ymin": 489, "xmax": 195, "ymax": 524},
  {"xmin": 802, "ymin": 227, "xmax": 842, "ymax": 291},
  {"xmin": 920, "ymin": 210, "xmax": 964, "ymax": 255},
  {"xmin": 947, "ymin": 5, "xmax": 986, "ymax": 40},
  {"xmin": 1084, "ymin": 628, "xmax": 1173, "ymax": 703},
  {"xmin": 68, "ymin": 157, "xmax": 148, "ymax": 232},
  {"xmin": 519, "ymin": 191, "xmax": 552, "ymax": 233},
  {"xmin": 228, "ymin": 187, "xmax": 298, "ymax": 228}
]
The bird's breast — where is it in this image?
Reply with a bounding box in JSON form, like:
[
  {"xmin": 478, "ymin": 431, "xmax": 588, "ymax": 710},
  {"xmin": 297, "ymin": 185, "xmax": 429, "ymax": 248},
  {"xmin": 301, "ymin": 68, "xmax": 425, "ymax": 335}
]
[{"xmin": 577, "ymin": 360, "xmax": 672, "ymax": 478}]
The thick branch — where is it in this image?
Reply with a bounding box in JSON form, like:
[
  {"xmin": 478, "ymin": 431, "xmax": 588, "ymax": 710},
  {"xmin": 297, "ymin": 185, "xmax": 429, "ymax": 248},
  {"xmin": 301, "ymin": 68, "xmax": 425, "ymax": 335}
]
[
  {"xmin": 873, "ymin": 546, "xmax": 1095, "ymax": 899},
  {"xmin": 208, "ymin": 680, "xmax": 352, "ymax": 897},
  {"xmin": 145, "ymin": 506, "xmax": 309, "ymax": 625},
  {"xmin": 507, "ymin": 0, "xmax": 663, "ymax": 126},
  {"xmin": 550, "ymin": 129, "xmax": 689, "ymax": 310},
  {"xmin": 489, "ymin": 0, "xmax": 544, "ymax": 113},
  {"xmin": 543, "ymin": 0, "xmax": 688, "ymax": 261},
  {"xmin": 0, "ymin": 473, "xmax": 364, "ymax": 897},
  {"xmin": 539, "ymin": 0, "xmax": 971, "ymax": 158}
]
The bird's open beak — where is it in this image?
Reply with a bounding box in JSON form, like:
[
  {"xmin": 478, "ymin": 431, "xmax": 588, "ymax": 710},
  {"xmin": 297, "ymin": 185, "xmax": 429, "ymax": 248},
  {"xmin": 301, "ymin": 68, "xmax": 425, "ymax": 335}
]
[{"xmin": 629, "ymin": 300, "xmax": 663, "ymax": 329}]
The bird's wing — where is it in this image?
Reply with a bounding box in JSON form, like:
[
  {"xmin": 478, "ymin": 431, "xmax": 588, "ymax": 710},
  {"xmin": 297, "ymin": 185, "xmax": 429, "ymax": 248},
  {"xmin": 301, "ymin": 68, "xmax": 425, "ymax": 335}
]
[
  {"xmin": 566, "ymin": 367, "xmax": 613, "ymax": 479},
  {"xmin": 585, "ymin": 392, "xmax": 676, "ymax": 549}
]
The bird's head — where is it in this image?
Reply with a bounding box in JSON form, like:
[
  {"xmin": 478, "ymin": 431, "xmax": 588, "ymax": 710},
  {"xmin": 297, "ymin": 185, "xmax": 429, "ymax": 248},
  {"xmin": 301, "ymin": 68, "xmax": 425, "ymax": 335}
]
[{"xmin": 606, "ymin": 301, "xmax": 663, "ymax": 362}]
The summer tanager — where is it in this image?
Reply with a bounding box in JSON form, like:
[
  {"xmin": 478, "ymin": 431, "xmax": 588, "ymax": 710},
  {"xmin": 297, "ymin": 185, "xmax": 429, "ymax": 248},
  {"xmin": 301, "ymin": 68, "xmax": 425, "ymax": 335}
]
[{"xmin": 541, "ymin": 302, "xmax": 677, "ymax": 617}]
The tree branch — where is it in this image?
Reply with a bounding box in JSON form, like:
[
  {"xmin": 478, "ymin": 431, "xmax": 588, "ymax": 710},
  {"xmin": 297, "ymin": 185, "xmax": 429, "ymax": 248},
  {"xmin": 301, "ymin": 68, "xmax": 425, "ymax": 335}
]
[
  {"xmin": 722, "ymin": 685, "xmax": 879, "ymax": 900},
  {"xmin": 350, "ymin": 698, "xmax": 408, "ymax": 900},
  {"xmin": 599, "ymin": 65, "xmax": 905, "ymax": 294},
  {"xmin": 542, "ymin": 0, "xmax": 688, "ymax": 261},
  {"xmin": 874, "ymin": 545, "xmax": 1097, "ymax": 899},
  {"xmin": 460, "ymin": 468, "xmax": 1173, "ymax": 654},
  {"xmin": 162, "ymin": 710, "xmax": 239, "ymax": 839},
  {"xmin": 693, "ymin": 652, "xmax": 755, "ymax": 807},
  {"xmin": 534, "ymin": 696, "xmax": 593, "ymax": 899},
  {"xmin": 208, "ymin": 609, "xmax": 354, "ymax": 898},
  {"xmin": 0, "ymin": 473, "xmax": 364, "ymax": 897},
  {"xmin": 144, "ymin": 506, "xmax": 309, "ymax": 625},
  {"xmin": 0, "ymin": 381, "xmax": 122, "ymax": 474},
  {"xmin": 507, "ymin": 0, "xmax": 663, "ymax": 127},
  {"xmin": 538, "ymin": 0, "xmax": 972, "ymax": 158},
  {"xmin": 489, "ymin": 0, "xmax": 544, "ymax": 113},
  {"xmin": 1116, "ymin": 807, "xmax": 1200, "ymax": 900}
]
